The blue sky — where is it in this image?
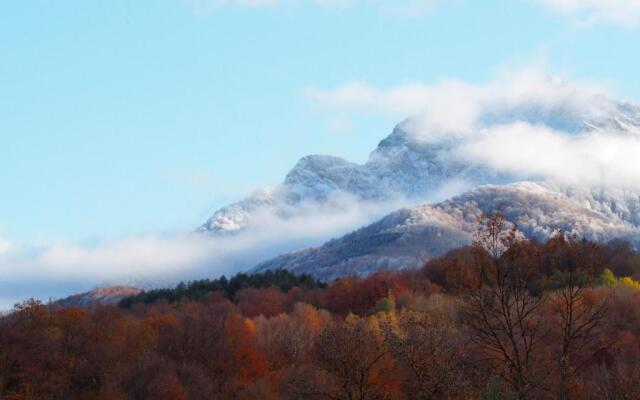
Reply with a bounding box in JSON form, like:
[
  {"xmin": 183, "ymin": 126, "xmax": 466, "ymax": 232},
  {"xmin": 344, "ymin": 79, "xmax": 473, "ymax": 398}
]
[{"xmin": 1, "ymin": 0, "xmax": 639, "ymax": 245}]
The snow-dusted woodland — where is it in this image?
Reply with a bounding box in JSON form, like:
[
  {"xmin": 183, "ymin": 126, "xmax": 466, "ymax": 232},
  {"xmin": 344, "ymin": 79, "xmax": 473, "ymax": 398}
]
[
  {"xmin": 255, "ymin": 182, "xmax": 640, "ymax": 280},
  {"xmin": 54, "ymin": 286, "xmax": 142, "ymax": 308}
]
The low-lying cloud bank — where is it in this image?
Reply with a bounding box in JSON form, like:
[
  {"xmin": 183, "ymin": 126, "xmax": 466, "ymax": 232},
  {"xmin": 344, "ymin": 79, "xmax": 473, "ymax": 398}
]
[{"xmin": 0, "ymin": 197, "xmax": 402, "ymax": 309}]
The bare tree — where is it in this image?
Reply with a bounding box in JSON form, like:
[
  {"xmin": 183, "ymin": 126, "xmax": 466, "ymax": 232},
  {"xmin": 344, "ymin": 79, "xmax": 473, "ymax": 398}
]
[
  {"xmin": 587, "ymin": 347, "xmax": 640, "ymax": 400},
  {"xmin": 287, "ymin": 317, "xmax": 395, "ymax": 400},
  {"xmin": 388, "ymin": 311, "xmax": 471, "ymax": 400},
  {"xmin": 547, "ymin": 236, "xmax": 607, "ymax": 400},
  {"xmin": 465, "ymin": 213, "xmax": 547, "ymax": 399}
]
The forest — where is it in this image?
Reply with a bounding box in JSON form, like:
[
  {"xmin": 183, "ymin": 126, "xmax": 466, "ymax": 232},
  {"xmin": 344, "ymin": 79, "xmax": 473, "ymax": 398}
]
[{"xmin": 1, "ymin": 214, "xmax": 640, "ymax": 400}]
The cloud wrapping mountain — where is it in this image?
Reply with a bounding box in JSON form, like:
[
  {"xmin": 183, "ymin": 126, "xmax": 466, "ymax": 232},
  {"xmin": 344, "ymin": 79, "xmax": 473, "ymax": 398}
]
[
  {"xmin": 207, "ymin": 71, "xmax": 640, "ymax": 280},
  {"xmin": 206, "ymin": 72, "xmax": 640, "ymax": 235},
  {"xmin": 0, "ymin": 195, "xmax": 395, "ymax": 308}
]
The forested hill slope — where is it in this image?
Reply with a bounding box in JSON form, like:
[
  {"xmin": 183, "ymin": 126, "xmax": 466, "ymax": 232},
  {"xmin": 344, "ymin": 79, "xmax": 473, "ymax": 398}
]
[{"xmin": 255, "ymin": 182, "xmax": 640, "ymax": 281}]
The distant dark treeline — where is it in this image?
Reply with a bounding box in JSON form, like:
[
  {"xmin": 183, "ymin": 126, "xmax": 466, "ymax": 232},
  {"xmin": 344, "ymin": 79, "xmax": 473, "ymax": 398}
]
[
  {"xmin": 118, "ymin": 268, "xmax": 326, "ymax": 308},
  {"xmin": 1, "ymin": 215, "xmax": 640, "ymax": 400}
]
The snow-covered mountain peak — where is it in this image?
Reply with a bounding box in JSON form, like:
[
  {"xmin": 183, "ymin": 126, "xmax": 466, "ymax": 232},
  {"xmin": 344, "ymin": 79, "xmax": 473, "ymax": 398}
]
[
  {"xmin": 200, "ymin": 96, "xmax": 640, "ymax": 235},
  {"xmin": 283, "ymin": 155, "xmax": 379, "ymax": 201}
]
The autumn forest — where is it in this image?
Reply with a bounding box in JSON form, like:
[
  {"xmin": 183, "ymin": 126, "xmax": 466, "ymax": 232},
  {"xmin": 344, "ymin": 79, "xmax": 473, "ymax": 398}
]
[{"xmin": 1, "ymin": 215, "xmax": 640, "ymax": 400}]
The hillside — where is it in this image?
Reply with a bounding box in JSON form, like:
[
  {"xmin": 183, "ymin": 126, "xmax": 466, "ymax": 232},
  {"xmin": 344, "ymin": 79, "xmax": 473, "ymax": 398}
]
[{"xmin": 255, "ymin": 182, "xmax": 640, "ymax": 280}]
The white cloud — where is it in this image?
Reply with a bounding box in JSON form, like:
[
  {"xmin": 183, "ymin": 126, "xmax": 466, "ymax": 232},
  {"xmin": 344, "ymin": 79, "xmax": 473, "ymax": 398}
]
[
  {"xmin": 305, "ymin": 82, "xmax": 436, "ymax": 116},
  {"xmin": 192, "ymin": 0, "xmax": 278, "ymax": 10},
  {"xmin": 305, "ymin": 68, "xmax": 640, "ymax": 190},
  {"xmin": 459, "ymin": 122, "xmax": 640, "ymax": 190},
  {"xmin": 536, "ymin": 0, "xmax": 640, "ymax": 27},
  {"xmin": 0, "ymin": 194, "xmax": 401, "ymax": 306},
  {"xmin": 194, "ymin": 0, "xmax": 638, "ymax": 24},
  {"xmin": 0, "ymin": 238, "xmax": 12, "ymax": 255},
  {"xmin": 304, "ymin": 68, "xmax": 612, "ymax": 140},
  {"xmin": 328, "ymin": 114, "xmax": 354, "ymax": 134},
  {"xmin": 190, "ymin": 0, "xmax": 443, "ymax": 16}
]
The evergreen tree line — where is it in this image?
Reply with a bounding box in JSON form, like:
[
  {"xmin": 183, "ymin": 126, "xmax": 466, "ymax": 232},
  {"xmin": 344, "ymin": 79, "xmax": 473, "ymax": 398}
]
[{"xmin": 118, "ymin": 269, "xmax": 326, "ymax": 308}]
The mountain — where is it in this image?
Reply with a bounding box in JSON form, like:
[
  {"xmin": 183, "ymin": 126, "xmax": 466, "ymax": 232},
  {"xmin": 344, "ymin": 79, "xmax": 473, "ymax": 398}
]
[
  {"xmin": 197, "ymin": 127, "xmax": 501, "ymax": 234},
  {"xmin": 254, "ymin": 182, "xmax": 640, "ymax": 281},
  {"xmin": 198, "ymin": 84, "xmax": 640, "ymax": 280},
  {"xmin": 54, "ymin": 286, "xmax": 142, "ymax": 308},
  {"xmin": 199, "ymin": 93, "xmax": 640, "ymax": 235}
]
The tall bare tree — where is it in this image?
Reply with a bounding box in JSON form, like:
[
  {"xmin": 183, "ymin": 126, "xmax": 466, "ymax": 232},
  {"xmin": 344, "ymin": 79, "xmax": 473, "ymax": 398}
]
[
  {"xmin": 388, "ymin": 311, "xmax": 471, "ymax": 400},
  {"xmin": 465, "ymin": 213, "xmax": 547, "ymax": 399},
  {"xmin": 546, "ymin": 236, "xmax": 607, "ymax": 400}
]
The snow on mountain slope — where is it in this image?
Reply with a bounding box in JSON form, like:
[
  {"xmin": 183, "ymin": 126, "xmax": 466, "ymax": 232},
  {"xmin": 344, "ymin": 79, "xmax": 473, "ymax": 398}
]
[
  {"xmin": 54, "ymin": 286, "xmax": 142, "ymax": 308},
  {"xmin": 199, "ymin": 90, "xmax": 640, "ymax": 235},
  {"xmin": 254, "ymin": 182, "xmax": 640, "ymax": 281}
]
